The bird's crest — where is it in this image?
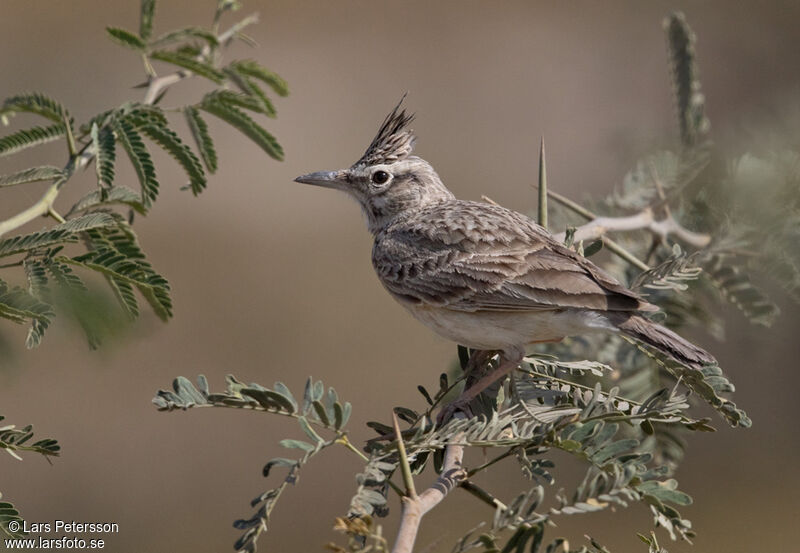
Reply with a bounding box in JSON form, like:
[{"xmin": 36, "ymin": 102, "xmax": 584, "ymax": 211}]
[{"xmin": 355, "ymin": 96, "xmax": 415, "ymax": 167}]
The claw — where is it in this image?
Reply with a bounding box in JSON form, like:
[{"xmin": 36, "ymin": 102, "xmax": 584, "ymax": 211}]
[{"xmin": 437, "ymin": 398, "xmax": 472, "ymax": 425}]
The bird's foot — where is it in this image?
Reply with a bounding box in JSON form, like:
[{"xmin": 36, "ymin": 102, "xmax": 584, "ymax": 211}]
[{"xmin": 437, "ymin": 398, "xmax": 472, "ymax": 426}]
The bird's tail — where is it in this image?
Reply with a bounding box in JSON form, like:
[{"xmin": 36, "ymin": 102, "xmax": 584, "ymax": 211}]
[{"xmin": 614, "ymin": 314, "xmax": 716, "ymax": 370}]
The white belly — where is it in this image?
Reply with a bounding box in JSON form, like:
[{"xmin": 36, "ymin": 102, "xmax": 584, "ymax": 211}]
[{"xmin": 404, "ymin": 304, "xmax": 615, "ymax": 351}]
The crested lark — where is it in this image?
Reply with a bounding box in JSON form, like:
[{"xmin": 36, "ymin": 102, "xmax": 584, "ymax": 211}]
[{"xmin": 295, "ymin": 100, "xmax": 715, "ymax": 420}]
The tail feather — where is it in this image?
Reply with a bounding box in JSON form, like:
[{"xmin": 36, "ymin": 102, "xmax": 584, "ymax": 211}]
[{"xmin": 614, "ymin": 315, "xmax": 716, "ymax": 370}]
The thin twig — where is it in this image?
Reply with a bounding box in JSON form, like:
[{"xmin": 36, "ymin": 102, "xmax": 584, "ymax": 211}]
[
  {"xmin": 466, "ymin": 446, "xmax": 519, "ymax": 478},
  {"xmin": 602, "ymin": 239, "xmax": 651, "ymax": 272},
  {"xmin": 460, "ymin": 479, "xmax": 509, "ymax": 511},
  {"xmin": 540, "ymin": 186, "xmax": 594, "ymax": 219},
  {"xmin": 47, "ymin": 206, "xmax": 66, "ymax": 224}
]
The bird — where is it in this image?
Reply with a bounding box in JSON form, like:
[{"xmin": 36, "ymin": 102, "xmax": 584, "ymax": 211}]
[{"xmin": 294, "ymin": 99, "xmax": 716, "ymax": 421}]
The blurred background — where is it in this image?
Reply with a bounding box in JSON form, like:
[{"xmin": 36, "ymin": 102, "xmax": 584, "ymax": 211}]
[{"xmin": 1, "ymin": 1, "xmax": 799, "ymax": 552}]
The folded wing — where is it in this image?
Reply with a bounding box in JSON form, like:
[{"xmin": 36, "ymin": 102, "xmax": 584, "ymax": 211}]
[{"xmin": 373, "ymin": 201, "xmax": 655, "ymax": 314}]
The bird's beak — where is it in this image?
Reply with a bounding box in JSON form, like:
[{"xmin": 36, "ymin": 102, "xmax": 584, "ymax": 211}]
[{"xmin": 294, "ymin": 170, "xmax": 347, "ymax": 190}]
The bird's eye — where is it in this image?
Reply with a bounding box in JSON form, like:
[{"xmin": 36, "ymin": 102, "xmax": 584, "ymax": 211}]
[{"xmin": 371, "ymin": 170, "xmax": 390, "ymax": 185}]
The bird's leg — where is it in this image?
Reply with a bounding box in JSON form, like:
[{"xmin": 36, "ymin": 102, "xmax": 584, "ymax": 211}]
[
  {"xmin": 463, "ymin": 349, "xmax": 497, "ymax": 386},
  {"xmin": 438, "ymin": 347, "xmax": 524, "ymax": 424}
]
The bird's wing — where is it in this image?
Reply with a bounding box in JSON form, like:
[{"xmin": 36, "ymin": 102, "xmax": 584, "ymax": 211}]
[{"xmin": 373, "ymin": 201, "xmax": 655, "ymax": 313}]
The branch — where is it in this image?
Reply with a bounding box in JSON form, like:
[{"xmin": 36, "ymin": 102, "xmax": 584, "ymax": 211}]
[
  {"xmin": 554, "ymin": 206, "xmax": 711, "ymax": 248},
  {"xmin": 392, "ymin": 414, "xmax": 468, "ymax": 553},
  {"xmin": 536, "ymin": 186, "xmax": 710, "ymax": 272},
  {"xmin": 392, "ymin": 442, "xmax": 466, "ymax": 553},
  {"xmin": 0, "ymin": 156, "xmax": 89, "ymax": 238},
  {"xmin": 0, "ymin": 181, "xmax": 60, "ymax": 238}
]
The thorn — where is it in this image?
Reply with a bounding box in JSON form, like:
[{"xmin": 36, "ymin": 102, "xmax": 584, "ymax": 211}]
[
  {"xmin": 538, "ymin": 137, "xmax": 548, "ymax": 229},
  {"xmin": 392, "ymin": 411, "xmax": 417, "ymax": 499}
]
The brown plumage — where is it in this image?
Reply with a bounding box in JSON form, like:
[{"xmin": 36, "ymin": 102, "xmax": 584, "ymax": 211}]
[{"xmin": 295, "ymin": 99, "xmax": 716, "ymax": 417}]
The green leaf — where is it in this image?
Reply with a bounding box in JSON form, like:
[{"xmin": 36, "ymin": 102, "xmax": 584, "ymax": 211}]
[
  {"xmin": 44, "ymin": 258, "xmax": 114, "ymax": 349},
  {"xmin": 120, "ymin": 103, "xmax": 170, "ymax": 128},
  {"xmin": 46, "ymin": 258, "xmax": 88, "ymax": 293},
  {"xmin": 137, "ymin": 120, "xmax": 206, "ymax": 195},
  {"xmin": 297, "ymin": 416, "xmax": 323, "ymax": 444},
  {"xmin": 229, "ymin": 60, "xmax": 289, "ymax": 97},
  {"xmin": 173, "ymin": 376, "xmax": 208, "ymax": 405},
  {"xmin": 706, "ymin": 256, "xmax": 780, "ymax": 326},
  {"xmin": 592, "ymin": 422, "xmax": 619, "ymax": 447},
  {"xmin": 113, "ymin": 118, "xmax": 159, "ymax": 207},
  {"xmin": 591, "ymin": 438, "xmax": 639, "ymax": 464},
  {"xmin": 0, "ymin": 500, "xmax": 26, "ymax": 539},
  {"xmin": 279, "ymin": 439, "xmax": 314, "ymax": 452},
  {"xmin": 0, "ymin": 212, "xmax": 118, "ymax": 257},
  {"xmin": 201, "ymin": 92, "xmax": 283, "ymax": 160},
  {"xmin": 312, "ymin": 400, "xmax": 330, "ymax": 426},
  {"xmin": 149, "ymin": 50, "xmax": 225, "ymax": 83},
  {"xmin": 223, "ymin": 69, "xmax": 276, "ymax": 117},
  {"xmin": 632, "ymin": 245, "xmax": 702, "ymax": 292},
  {"xmin": 0, "ymin": 166, "xmax": 63, "ymax": 188},
  {"xmin": 202, "ymin": 90, "xmax": 263, "ymax": 114},
  {"xmin": 150, "ymin": 27, "xmax": 219, "ymax": 49},
  {"xmin": 106, "ymin": 273, "xmax": 139, "ymax": 320},
  {"xmin": 262, "ymin": 457, "xmax": 297, "ymax": 478},
  {"xmin": 0, "ymin": 93, "xmax": 70, "ymax": 123},
  {"xmin": 184, "ymin": 107, "xmax": 217, "ymax": 173},
  {"xmin": 668, "ymin": 362, "xmax": 751, "ymax": 428},
  {"xmin": 664, "ymin": 13, "xmax": 709, "ymax": 148},
  {"xmin": 638, "ymin": 479, "xmax": 693, "ymax": 506},
  {"xmin": 0, "ymin": 278, "xmax": 54, "ymax": 327},
  {"xmin": 272, "ymin": 382, "xmax": 298, "ymax": 413},
  {"xmin": 333, "ymin": 402, "xmax": 344, "ymax": 429},
  {"xmin": 23, "ymin": 259, "xmax": 51, "ymax": 347},
  {"xmin": 558, "ymin": 439, "xmax": 582, "ymax": 453},
  {"xmin": 323, "ymin": 388, "xmax": 338, "ymax": 421},
  {"xmin": 106, "ymin": 27, "xmax": 147, "ymax": 50},
  {"xmin": 91, "ymin": 123, "xmax": 116, "ymax": 189},
  {"xmin": 69, "ymin": 185, "xmax": 147, "ymax": 216},
  {"xmin": 301, "ymin": 377, "xmax": 313, "ymax": 414},
  {"xmin": 0, "ymin": 124, "xmax": 66, "ymax": 157},
  {"xmin": 341, "ymin": 402, "xmax": 352, "ymax": 429},
  {"xmin": 312, "ymin": 380, "xmax": 324, "ymax": 402},
  {"xmin": 67, "ymin": 222, "xmax": 172, "ymax": 321},
  {"xmin": 139, "ymin": 0, "xmax": 156, "ymax": 40},
  {"xmin": 566, "ymin": 420, "xmax": 600, "ymax": 443},
  {"xmin": 417, "ymin": 385, "xmax": 434, "ymax": 405},
  {"xmin": 0, "ymin": 415, "xmax": 60, "ymax": 460},
  {"xmin": 241, "ymin": 388, "xmax": 295, "ymax": 413},
  {"xmin": 78, "ymin": 109, "xmax": 115, "ymax": 136},
  {"xmin": 583, "ymin": 239, "xmax": 603, "ymax": 257}
]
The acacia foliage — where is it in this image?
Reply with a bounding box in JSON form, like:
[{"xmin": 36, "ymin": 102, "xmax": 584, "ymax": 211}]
[{"xmin": 0, "ymin": 0, "xmax": 286, "ymax": 350}]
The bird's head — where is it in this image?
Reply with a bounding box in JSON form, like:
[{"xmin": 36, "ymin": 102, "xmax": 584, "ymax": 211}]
[{"xmin": 295, "ymin": 98, "xmax": 454, "ymax": 233}]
